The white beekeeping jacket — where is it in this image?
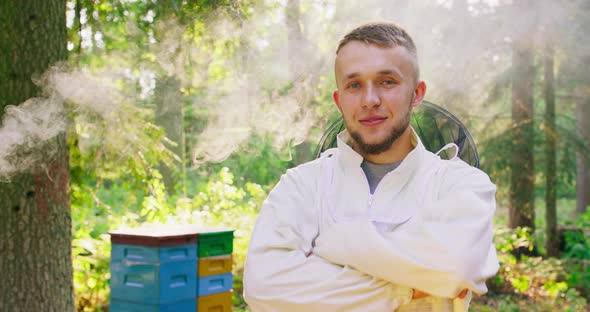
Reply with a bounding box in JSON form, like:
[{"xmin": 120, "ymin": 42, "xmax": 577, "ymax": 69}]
[{"xmin": 244, "ymin": 129, "xmax": 499, "ymax": 312}]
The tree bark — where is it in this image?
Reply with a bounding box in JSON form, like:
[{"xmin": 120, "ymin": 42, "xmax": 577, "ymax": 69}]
[
  {"xmin": 286, "ymin": 0, "xmax": 305, "ymax": 82},
  {"xmin": 576, "ymin": 88, "xmax": 590, "ymax": 215},
  {"xmin": 285, "ymin": 0, "xmax": 312, "ymax": 165},
  {"xmin": 0, "ymin": 1, "xmax": 73, "ymax": 311},
  {"xmin": 155, "ymin": 76, "xmax": 183, "ymax": 195},
  {"xmin": 509, "ymin": 20, "xmax": 536, "ymax": 231},
  {"xmin": 544, "ymin": 44, "xmax": 559, "ymax": 257}
]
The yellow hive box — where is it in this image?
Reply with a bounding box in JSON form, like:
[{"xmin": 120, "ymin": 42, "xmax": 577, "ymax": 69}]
[
  {"xmin": 197, "ymin": 291, "xmax": 232, "ymax": 312},
  {"xmin": 198, "ymin": 255, "xmax": 232, "ymax": 277}
]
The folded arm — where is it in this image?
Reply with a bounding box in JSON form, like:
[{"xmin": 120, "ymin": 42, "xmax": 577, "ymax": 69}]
[
  {"xmin": 314, "ymin": 164, "xmax": 499, "ymax": 298},
  {"xmin": 243, "ymin": 166, "xmax": 413, "ymax": 311}
]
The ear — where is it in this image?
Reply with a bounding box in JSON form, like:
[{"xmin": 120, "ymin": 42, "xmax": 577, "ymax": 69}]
[
  {"xmin": 333, "ymin": 90, "xmax": 343, "ymax": 113},
  {"xmin": 411, "ymin": 81, "xmax": 427, "ymax": 109}
]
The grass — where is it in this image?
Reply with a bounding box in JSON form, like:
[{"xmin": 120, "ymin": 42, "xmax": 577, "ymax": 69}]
[{"xmin": 471, "ymin": 292, "xmax": 589, "ymax": 312}]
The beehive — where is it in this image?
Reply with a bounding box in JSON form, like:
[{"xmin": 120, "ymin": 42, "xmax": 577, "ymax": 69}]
[
  {"xmin": 109, "ymin": 226, "xmax": 234, "ymax": 312},
  {"xmin": 195, "ymin": 228, "xmax": 234, "ymax": 310},
  {"xmin": 109, "ymin": 227, "xmax": 199, "ymax": 311}
]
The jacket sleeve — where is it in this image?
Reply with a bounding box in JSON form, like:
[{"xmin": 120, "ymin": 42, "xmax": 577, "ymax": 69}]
[
  {"xmin": 243, "ymin": 165, "xmax": 413, "ymax": 312},
  {"xmin": 314, "ymin": 162, "xmax": 499, "ymax": 299}
]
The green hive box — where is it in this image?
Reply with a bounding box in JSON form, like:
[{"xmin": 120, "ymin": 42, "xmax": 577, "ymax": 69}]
[{"xmin": 197, "ymin": 229, "xmax": 234, "ymax": 258}]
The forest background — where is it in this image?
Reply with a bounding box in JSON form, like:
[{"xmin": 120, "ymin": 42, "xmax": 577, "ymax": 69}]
[{"xmin": 1, "ymin": 0, "xmax": 589, "ymax": 311}]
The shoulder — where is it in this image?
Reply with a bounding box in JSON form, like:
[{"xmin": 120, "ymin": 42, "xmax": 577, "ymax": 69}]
[
  {"xmin": 272, "ymin": 154, "xmax": 326, "ymax": 193},
  {"xmin": 419, "ymin": 152, "xmax": 497, "ymax": 219},
  {"xmin": 422, "ymin": 150, "xmax": 495, "ymax": 193},
  {"xmin": 286, "ymin": 155, "xmax": 324, "ymax": 178}
]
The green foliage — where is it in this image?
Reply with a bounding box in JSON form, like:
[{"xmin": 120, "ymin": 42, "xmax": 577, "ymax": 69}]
[
  {"xmin": 69, "ymin": 94, "xmax": 181, "ymax": 311},
  {"xmin": 563, "ymin": 230, "xmax": 590, "ymax": 260},
  {"xmin": 71, "ymin": 164, "xmax": 266, "ymax": 311},
  {"xmin": 204, "ymin": 134, "xmax": 294, "ymax": 186},
  {"xmin": 73, "ymin": 234, "xmax": 111, "ymax": 312},
  {"xmin": 488, "ymin": 225, "xmax": 588, "ymax": 310},
  {"xmin": 190, "ymin": 167, "xmax": 265, "ymax": 268},
  {"xmin": 479, "ymin": 112, "xmax": 586, "ymax": 201},
  {"xmin": 560, "ymin": 209, "xmax": 590, "ymax": 299},
  {"xmin": 511, "ymin": 275, "xmax": 531, "ymax": 293},
  {"xmin": 65, "ymin": 1, "xmax": 279, "ymax": 309},
  {"xmin": 471, "ymin": 292, "xmax": 588, "ymax": 312},
  {"xmin": 564, "ymin": 259, "xmax": 590, "ymax": 299},
  {"xmin": 580, "ymin": 208, "xmax": 590, "ymax": 229},
  {"xmin": 62, "ymin": 1, "xmax": 590, "ymax": 311},
  {"xmin": 494, "ymin": 226, "xmax": 535, "ymax": 255},
  {"xmin": 543, "ymin": 280, "xmax": 569, "ymax": 298}
]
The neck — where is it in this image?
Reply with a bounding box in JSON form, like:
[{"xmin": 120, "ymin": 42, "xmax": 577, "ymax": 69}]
[{"xmin": 357, "ymin": 127, "xmax": 414, "ymax": 164}]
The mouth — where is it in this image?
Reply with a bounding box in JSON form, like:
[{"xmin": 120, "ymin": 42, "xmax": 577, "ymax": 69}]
[{"xmin": 359, "ymin": 116, "xmax": 387, "ymax": 127}]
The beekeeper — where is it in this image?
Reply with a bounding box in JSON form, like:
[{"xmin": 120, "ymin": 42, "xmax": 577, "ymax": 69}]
[{"xmin": 243, "ymin": 21, "xmax": 499, "ymax": 312}]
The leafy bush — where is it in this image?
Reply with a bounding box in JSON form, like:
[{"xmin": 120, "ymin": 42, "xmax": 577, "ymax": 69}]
[
  {"xmin": 72, "ymin": 166, "xmax": 267, "ymax": 311},
  {"xmin": 484, "ymin": 225, "xmax": 588, "ymax": 311},
  {"xmin": 563, "ymin": 230, "xmax": 590, "ymax": 260}
]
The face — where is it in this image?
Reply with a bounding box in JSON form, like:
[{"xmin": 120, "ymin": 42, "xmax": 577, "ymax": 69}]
[{"xmin": 333, "ymin": 41, "xmax": 426, "ymax": 156}]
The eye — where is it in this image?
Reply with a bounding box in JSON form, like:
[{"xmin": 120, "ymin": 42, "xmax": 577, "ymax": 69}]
[
  {"xmin": 346, "ymin": 82, "xmax": 361, "ymax": 90},
  {"xmin": 381, "ymin": 79, "xmax": 396, "ymax": 87}
]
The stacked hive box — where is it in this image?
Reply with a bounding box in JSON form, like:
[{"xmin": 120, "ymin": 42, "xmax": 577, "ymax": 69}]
[
  {"xmin": 109, "ymin": 227, "xmax": 199, "ymax": 312},
  {"xmin": 108, "ymin": 226, "xmax": 234, "ymax": 312},
  {"xmin": 196, "ymin": 230, "xmax": 234, "ymax": 312}
]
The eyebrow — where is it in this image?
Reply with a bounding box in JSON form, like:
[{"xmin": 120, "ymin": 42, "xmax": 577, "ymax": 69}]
[
  {"xmin": 343, "ymin": 69, "xmax": 403, "ymax": 81},
  {"xmin": 377, "ymin": 69, "xmax": 402, "ymax": 77},
  {"xmin": 344, "ymin": 72, "xmax": 360, "ymax": 80}
]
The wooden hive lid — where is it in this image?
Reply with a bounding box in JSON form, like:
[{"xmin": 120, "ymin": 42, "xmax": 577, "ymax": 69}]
[{"xmin": 109, "ymin": 224, "xmax": 234, "ymax": 247}]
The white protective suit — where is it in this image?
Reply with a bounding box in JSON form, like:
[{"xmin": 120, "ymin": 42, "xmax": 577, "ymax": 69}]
[{"xmin": 244, "ymin": 129, "xmax": 499, "ymax": 312}]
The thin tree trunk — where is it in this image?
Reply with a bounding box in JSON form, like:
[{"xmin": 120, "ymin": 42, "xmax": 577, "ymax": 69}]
[
  {"xmin": 0, "ymin": 1, "xmax": 73, "ymax": 311},
  {"xmin": 155, "ymin": 76, "xmax": 183, "ymax": 195},
  {"xmin": 576, "ymin": 88, "xmax": 590, "ymax": 215},
  {"xmin": 75, "ymin": 0, "xmax": 82, "ymax": 57},
  {"xmin": 509, "ymin": 26, "xmax": 536, "ymax": 231},
  {"xmin": 286, "ymin": 0, "xmax": 304, "ymax": 82},
  {"xmin": 286, "ymin": 0, "xmax": 312, "ymax": 164},
  {"xmin": 544, "ymin": 44, "xmax": 559, "ymax": 257}
]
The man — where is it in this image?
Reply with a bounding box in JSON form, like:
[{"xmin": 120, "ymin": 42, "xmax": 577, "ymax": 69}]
[{"xmin": 243, "ymin": 22, "xmax": 499, "ymax": 311}]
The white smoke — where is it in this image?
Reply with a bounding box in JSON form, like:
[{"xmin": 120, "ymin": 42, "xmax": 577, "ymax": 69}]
[
  {"xmin": 1, "ymin": 0, "xmax": 584, "ymax": 176},
  {"xmin": 0, "ymin": 67, "xmax": 130, "ymax": 179},
  {"xmin": 0, "ymin": 95, "xmax": 66, "ymax": 179}
]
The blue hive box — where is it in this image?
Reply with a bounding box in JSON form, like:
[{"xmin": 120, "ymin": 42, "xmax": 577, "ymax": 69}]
[
  {"xmin": 110, "ymin": 252, "xmax": 196, "ymax": 304},
  {"xmin": 109, "ymin": 227, "xmax": 199, "ymax": 306},
  {"xmin": 111, "ymin": 243, "xmax": 198, "ymax": 263},
  {"xmin": 196, "ymin": 273, "xmax": 233, "ymax": 297}
]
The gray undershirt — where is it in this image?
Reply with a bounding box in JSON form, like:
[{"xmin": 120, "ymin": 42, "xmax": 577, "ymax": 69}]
[{"xmin": 361, "ymin": 160, "xmax": 402, "ymax": 194}]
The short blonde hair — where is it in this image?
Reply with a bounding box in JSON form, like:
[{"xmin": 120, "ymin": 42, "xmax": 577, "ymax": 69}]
[{"xmin": 336, "ymin": 22, "xmax": 420, "ymax": 81}]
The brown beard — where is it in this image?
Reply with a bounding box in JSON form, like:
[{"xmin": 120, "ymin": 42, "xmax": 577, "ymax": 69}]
[{"xmin": 347, "ymin": 100, "xmax": 413, "ymax": 155}]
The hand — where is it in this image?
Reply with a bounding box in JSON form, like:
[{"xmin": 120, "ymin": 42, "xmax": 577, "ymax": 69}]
[
  {"xmin": 411, "ymin": 289, "xmax": 468, "ymax": 300},
  {"xmin": 456, "ymin": 289, "xmax": 468, "ymax": 299},
  {"xmin": 412, "ymin": 289, "xmax": 430, "ymax": 299}
]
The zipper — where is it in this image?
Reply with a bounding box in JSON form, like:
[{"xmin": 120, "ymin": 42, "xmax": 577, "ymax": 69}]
[
  {"xmin": 359, "ymin": 167, "xmax": 373, "ymax": 212},
  {"xmin": 364, "ymin": 169, "xmax": 395, "ymax": 214}
]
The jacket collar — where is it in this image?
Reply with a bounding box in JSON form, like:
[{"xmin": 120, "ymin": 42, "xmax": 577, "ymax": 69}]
[
  {"xmin": 336, "ymin": 127, "xmax": 426, "ymax": 174},
  {"xmin": 333, "ymin": 128, "xmax": 431, "ymax": 225}
]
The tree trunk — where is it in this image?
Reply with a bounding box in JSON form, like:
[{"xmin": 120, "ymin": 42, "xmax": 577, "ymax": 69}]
[
  {"xmin": 544, "ymin": 44, "xmax": 559, "ymax": 257},
  {"xmin": 509, "ymin": 24, "xmax": 536, "ymax": 231},
  {"xmin": 155, "ymin": 76, "xmax": 183, "ymax": 195},
  {"xmin": 0, "ymin": 1, "xmax": 73, "ymax": 311},
  {"xmin": 576, "ymin": 88, "xmax": 590, "ymax": 215},
  {"xmin": 286, "ymin": 0, "xmax": 304, "ymax": 82},
  {"xmin": 285, "ymin": 0, "xmax": 313, "ymax": 164}
]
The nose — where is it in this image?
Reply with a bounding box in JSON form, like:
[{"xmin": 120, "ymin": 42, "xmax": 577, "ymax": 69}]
[{"xmin": 362, "ymin": 84, "xmax": 381, "ymax": 108}]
